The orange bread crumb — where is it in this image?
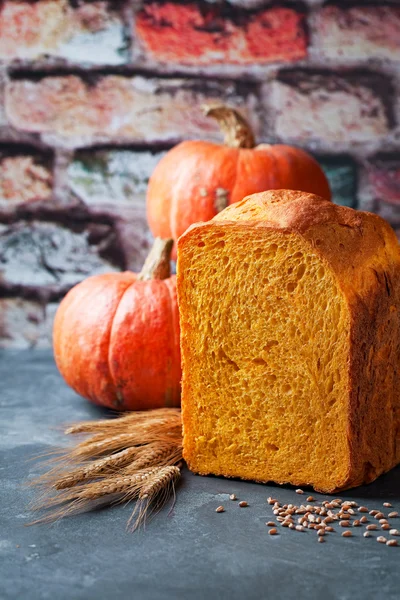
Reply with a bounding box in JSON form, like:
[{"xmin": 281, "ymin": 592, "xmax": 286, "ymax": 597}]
[{"xmin": 177, "ymin": 190, "xmax": 400, "ymax": 493}]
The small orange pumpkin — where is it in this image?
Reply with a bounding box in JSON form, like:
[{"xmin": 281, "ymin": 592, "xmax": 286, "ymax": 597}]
[
  {"xmin": 53, "ymin": 239, "xmax": 181, "ymax": 411},
  {"xmin": 147, "ymin": 104, "xmax": 331, "ymax": 251}
]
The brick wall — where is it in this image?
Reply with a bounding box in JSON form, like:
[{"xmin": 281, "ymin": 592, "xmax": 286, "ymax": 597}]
[{"xmin": 0, "ymin": 0, "xmax": 399, "ymax": 348}]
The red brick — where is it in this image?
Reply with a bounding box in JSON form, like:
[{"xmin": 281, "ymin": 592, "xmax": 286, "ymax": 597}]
[
  {"xmin": 314, "ymin": 5, "xmax": 400, "ymax": 61},
  {"xmin": 0, "ymin": 299, "xmax": 57, "ymax": 349},
  {"xmin": 136, "ymin": 2, "xmax": 307, "ymax": 65},
  {"xmin": 0, "ymin": 0, "xmax": 127, "ymax": 65},
  {"xmin": 367, "ymin": 158, "xmax": 400, "ymax": 206},
  {"xmin": 5, "ymin": 75, "xmax": 260, "ymax": 144},
  {"xmin": 0, "ymin": 155, "xmax": 52, "ymax": 205},
  {"xmin": 272, "ymin": 72, "xmax": 391, "ymax": 144}
]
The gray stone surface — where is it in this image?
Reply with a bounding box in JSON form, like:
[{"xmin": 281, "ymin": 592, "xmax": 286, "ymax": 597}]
[{"xmin": 1, "ymin": 350, "xmax": 400, "ymax": 600}]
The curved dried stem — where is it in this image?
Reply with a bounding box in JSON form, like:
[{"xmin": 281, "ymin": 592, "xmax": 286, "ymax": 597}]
[{"xmin": 202, "ymin": 103, "xmax": 256, "ymax": 149}]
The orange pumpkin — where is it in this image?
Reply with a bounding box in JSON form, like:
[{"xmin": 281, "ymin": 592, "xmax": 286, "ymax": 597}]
[
  {"xmin": 147, "ymin": 104, "xmax": 331, "ymax": 251},
  {"xmin": 53, "ymin": 239, "xmax": 181, "ymax": 411}
]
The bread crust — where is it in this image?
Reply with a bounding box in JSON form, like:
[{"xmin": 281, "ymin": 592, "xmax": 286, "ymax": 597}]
[{"xmin": 178, "ymin": 190, "xmax": 400, "ymax": 492}]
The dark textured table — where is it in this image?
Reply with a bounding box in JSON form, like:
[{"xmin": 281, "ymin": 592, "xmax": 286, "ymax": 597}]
[{"xmin": 1, "ymin": 350, "xmax": 400, "ymax": 600}]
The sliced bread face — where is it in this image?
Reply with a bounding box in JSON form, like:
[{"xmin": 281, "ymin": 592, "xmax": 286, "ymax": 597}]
[{"xmin": 177, "ymin": 190, "xmax": 400, "ymax": 493}]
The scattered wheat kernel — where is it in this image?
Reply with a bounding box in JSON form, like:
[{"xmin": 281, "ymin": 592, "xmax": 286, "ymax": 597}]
[
  {"xmin": 389, "ymin": 512, "xmax": 399, "ymax": 518},
  {"xmin": 325, "ymin": 503, "xmax": 333, "ymax": 509},
  {"xmin": 359, "ymin": 507, "xmax": 369, "ymax": 513},
  {"xmin": 381, "ymin": 524, "xmax": 391, "ymax": 531},
  {"xmin": 216, "ymin": 506, "xmax": 225, "ymax": 513},
  {"xmin": 350, "ymin": 502, "xmax": 359, "ymax": 508},
  {"xmin": 353, "ymin": 520, "xmax": 361, "ymax": 527},
  {"xmin": 366, "ymin": 524, "xmax": 378, "ymax": 531},
  {"xmin": 289, "ymin": 523, "xmax": 295, "ymax": 529},
  {"xmin": 269, "ymin": 528, "xmax": 278, "ymax": 535},
  {"xmin": 379, "ymin": 519, "xmax": 389, "ymax": 524},
  {"xmin": 325, "ymin": 527, "xmax": 335, "ymax": 532},
  {"xmin": 296, "ymin": 489, "xmax": 304, "ymax": 494},
  {"xmin": 273, "ymin": 509, "xmax": 280, "ymax": 515},
  {"xmin": 307, "ymin": 496, "xmax": 315, "ymax": 502},
  {"xmin": 318, "ymin": 529, "xmax": 326, "ymax": 536},
  {"xmin": 229, "ymin": 494, "xmax": 237, "ymax": 501},
  {"xmin": 348, "ymin": 508, "xmax": 356, "ymax": 515},
  {"xmin": 377, "ymin": 536, "xmax": 387, "ymax": 544},
  {"xmin": 364, "ymin": 532, "xmax": 371, "ymax": 538},
  {"xmin": 340, "ymin": 521, "xmax": 351, "ymax": 527},
  {"xmin": 390, "ymin": 529, "xmax": 400, "ymax": 536},
  {"xmin": 308, "ymin": 524, "xmax": 316, "ymax": 529},
  {"xmin": 342, "ymin": 531, "xmax": 352, "ymax": 537},
  {"xmin": 267, "ymin": 521, "xmax": 276, "ymax": 527},
  {"xmin": 282, "ymin": 522, "xmax": 289, "ymax": 527},
  {"xmin": 296, "ymin": 525, "xmax": 305, "ymax": 532},
  {"xmin": 375, "ymin": 512, "xmax": 385, "ymax": 520},
  {"xmin": 268, "ymin": 497, "xmax": 277, "ymax": 505},
  {"xmin": 387, "ymin": 540, "xmax": 398, "ymax": 547},
  {"xmin": 318, "ymin": 537, "xmax": 325, "ymax": 543},
  {"xmin": 239, "ymin": 501, "xmax": 248, "ymax": 508},
  {"xmin": 360, "ymin": 516, "xmax": 368, "ymax": 524},
  {"xmin": 383, "ymin": 503, "xmax": 392, "ymax": 508},
  {"xmin": 370, "ymin": 510, "xmax": 379, "ymax": 516},
  {"xmin": 277, "ymin": 517, "xmax": 284, "ymax": 523}
]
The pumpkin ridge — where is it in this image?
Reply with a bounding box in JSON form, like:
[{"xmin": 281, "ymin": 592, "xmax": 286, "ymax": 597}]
[{"xmin": 106, "ymin": 278, "xmax": 138, "ymax": 409}]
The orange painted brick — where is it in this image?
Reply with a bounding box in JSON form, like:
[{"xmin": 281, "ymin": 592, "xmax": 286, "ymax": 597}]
[
  {"xmin": 0, "ymin": 155, "xmax": 52, "ymax": 205},
  {"xmin": 136, "ymin": 2, "xmax": 307, "ymax": 65}
]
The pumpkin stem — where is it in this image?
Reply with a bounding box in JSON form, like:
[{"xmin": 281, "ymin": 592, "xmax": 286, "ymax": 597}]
[
  {"xmin": 138, "ymin": 238, "xmax": 173, "ymax": 281},
  {"xmin": 201, "ymin": 103, "xmax": 255, "ymax": 149}
]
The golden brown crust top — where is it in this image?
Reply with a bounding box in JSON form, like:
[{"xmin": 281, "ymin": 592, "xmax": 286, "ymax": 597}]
[
  {"xmin": 213, "ymin": 189, "xmax": 360, "ymax": 232},
  {"xmin": 179, "ymin": 189, "xmax": 400, "ymax": 298}
]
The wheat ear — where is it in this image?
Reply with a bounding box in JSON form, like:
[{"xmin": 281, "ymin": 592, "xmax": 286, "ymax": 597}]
[
  {"xmin": 29, "ymin": 408, "xmax": 183, "ymax": 530},
  {"xmin": 53, "ymin": 447, "xmax": 140, "ymax": 489},
  {"xmin": 128, "ymin": 466, "xmax": 181, "ymax": 531}
]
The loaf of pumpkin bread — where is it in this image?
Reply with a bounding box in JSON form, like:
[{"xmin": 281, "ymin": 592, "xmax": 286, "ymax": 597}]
[{"xmin": 177, "ymin": 190, "xmax": 400, "ymax": 493}]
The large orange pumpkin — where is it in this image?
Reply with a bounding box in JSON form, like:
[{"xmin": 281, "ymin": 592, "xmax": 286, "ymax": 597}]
[
  {"xmin": 53, "ymin": 239, "xmax": 181, "ymax": 411},
  {"xmin": 147, "ymin": 104, "xmax": 331, "ymax": 251}
]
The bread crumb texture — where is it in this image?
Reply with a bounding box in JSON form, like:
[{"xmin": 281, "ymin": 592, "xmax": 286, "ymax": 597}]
[{"xmin": 177, "ymin": 190, "xmax": 400, "ymax": 493}]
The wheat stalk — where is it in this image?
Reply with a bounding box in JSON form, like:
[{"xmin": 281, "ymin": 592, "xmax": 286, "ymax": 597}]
[
  {"xmin": 30, "ymin": 408, "xmax": 183, "ymax": 530},
  {"xmin": 65, "ymin": 408, "xmax": 181, "ymax": 435},
  {"xmin": 128, "ymin": 466, "xmax": 181, "ymax": 531},
  {"xmin": 139, "ymin": 466, "xmax": 181, "ymax": 500},
  {"xmin": 54, "ymin": 447, "xmax": 140, "ymax": 489},
  {"xmin": 122, "ymin": 444, "xmax": 182, "ymax": 474}
]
